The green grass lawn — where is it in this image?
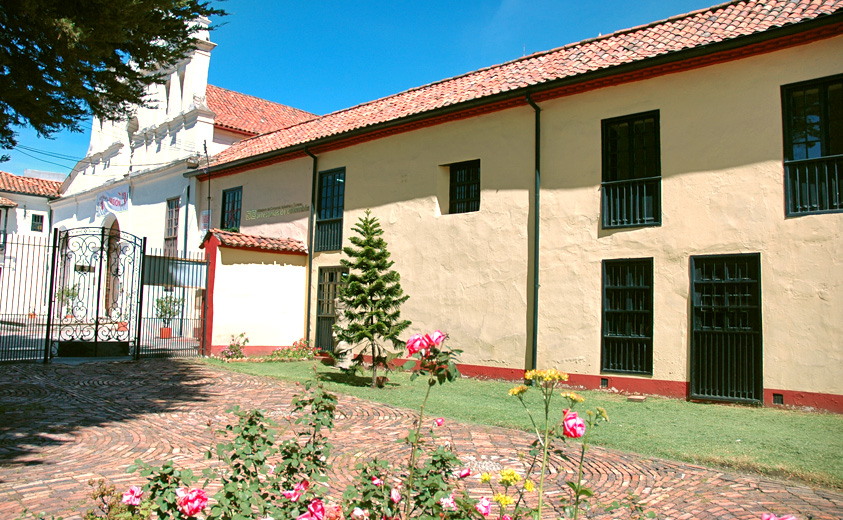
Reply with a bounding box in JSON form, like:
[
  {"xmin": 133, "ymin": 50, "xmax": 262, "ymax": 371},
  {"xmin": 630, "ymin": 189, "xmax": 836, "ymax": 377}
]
[{"xmin": 202, "ymin": 358, "xmax": 843, "ymax": 490}]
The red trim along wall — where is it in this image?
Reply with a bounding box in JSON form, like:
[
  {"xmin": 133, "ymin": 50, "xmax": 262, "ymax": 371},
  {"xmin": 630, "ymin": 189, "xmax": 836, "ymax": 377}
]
[
  {"xmin": 201, "ymin": 22, "xmax": 843, "ymax": 182},
  {"xmin": 202, "ymin": 234, "xmax": 220, "ymax": 355},
  {"xmin": 208, "ymin": 344, "xmax": 289, "ymax": 357},
  {"xmin": 764, "ymin": 388, "xmax": 843, "ymax": 413}
]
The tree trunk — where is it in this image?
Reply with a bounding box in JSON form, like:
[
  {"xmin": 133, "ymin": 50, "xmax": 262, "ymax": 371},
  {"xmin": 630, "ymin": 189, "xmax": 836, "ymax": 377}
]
[{"xmin": 370, "ymin": 341, "xmax": 378, "ymax": 389}]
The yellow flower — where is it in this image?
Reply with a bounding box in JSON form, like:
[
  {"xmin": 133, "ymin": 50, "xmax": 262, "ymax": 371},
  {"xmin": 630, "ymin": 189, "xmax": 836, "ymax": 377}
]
[
  {"xmin": 561, "ymin": 391, "xmax": 585, "ymax": 403},
  {"xmin": 493, "ymin": 493, "xmax": 514, "ymax": 506},
  {"xmin": 480, "ymin": 472, "xmax": 492, "ymax": 483},
  {"xmin": 508, "ymin": 385, "xmax": 529, "ymax": 396},
  {"xmin": 597, "ymin": 406, "xmax": 609, "ymax": 421},
  {"xmin": 498, "ymin": 468, "xmax": 521, "ymax": 487},
  {"xmin": 524, "ymin": 369, "xmax": 569, "ymax": 382},
  {"xmin": 524, "ymin": 479, "xmax": 535, "ymax": 492}
]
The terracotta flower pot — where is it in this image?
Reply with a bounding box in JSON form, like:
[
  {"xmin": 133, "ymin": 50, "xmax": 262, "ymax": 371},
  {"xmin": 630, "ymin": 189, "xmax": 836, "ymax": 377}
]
[{"xmin": 160, "ymin": 327, "xmax": 172, "ymax": 339}]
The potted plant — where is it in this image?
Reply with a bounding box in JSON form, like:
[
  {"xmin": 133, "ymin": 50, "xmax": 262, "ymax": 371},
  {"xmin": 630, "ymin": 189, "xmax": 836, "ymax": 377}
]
[
  {"xmin": 56, "ymin": 284, "xmax": 79, "ymax": 319},
  {"xmin": 155, "ymin": 295, "xmax": 184, "ymax": 339}
]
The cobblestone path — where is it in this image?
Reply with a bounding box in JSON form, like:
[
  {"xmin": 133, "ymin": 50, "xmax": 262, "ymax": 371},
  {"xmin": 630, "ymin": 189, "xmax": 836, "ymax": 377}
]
[{"xmin": 0, "ymin": 360, "xmax": 840, "ymax": 519}]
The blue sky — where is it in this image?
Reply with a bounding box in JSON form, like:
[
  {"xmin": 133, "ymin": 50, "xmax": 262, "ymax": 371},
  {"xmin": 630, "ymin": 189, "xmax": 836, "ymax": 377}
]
[{"xmin": 5, "ymin": 0, "xmax": 716, "ymax": 176}]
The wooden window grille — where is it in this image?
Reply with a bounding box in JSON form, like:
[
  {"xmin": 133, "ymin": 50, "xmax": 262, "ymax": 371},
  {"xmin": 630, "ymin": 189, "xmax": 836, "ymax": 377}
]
[
  {"xmin": 602, "ymin": 111, "xmax": 661, "ymax": 228},
  {"xmin": 30, "ymin": 214, "xmax": 44, "ymax": 232},
  {"xmin": 782, "ymin": 74, "xmax": 843, "ymax": 216},
  {"xmin": 220, "ymin": 187, "xmax": 242, "ymax": 231},
  {"xmin": 315, "ymin": 169, "xmax": 345, "ymax": 252},
  {"xmin": 601, "ymin": 258, "xmax": 653, "ymax": 375},
  {"xmin": 449, "ymin": 160, "xmax": 480, "ymax": 214},
  {"xmin": 316, "ymin": 266, "xmax": 347, "ymax": 351}
]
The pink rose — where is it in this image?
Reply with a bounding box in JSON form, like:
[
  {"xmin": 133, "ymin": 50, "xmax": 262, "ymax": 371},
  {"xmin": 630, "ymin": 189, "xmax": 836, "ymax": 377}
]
[
  {"xmin": 502, "ymin": 516, "xmax": 513, "ymax": 520},
  {"xmin": 390, "ymin": 487, "xmax": 401, "ymax": 503},
  {"xmin": 762, "ymin": 515, "xmax": 798, "ymax": 520},
  {"xmin": 297, "ymin": 499, "xmax": 326, "ymax": 520},
  {"xmin": 371, "ymin": 476, "xmax": 383, "ymax": 486},
  {"xmin": 283, "ymin": 479, "xmax": 310, "ymax": 502},
  {"xmin": 434, "ymin": 418, "xmax": 444, "ymax": 427},
  {"xmin": 456, "ymin": 467, "xmax": 471, "ymax": 478},
  {"xmin": 475, "ymin": 497, "xmax": 492, "ymax": 517},
  {"xmin": 431, "ymin": 330, "xmax": 446, "ymax": 346},
  {"xmin": 440, "ymin": 495, "xmax": 456, "ymax": 511},
  {"xmin": 121, "ymin": 485, "xmax": 143, "ymax": 506},
  {"xmin": 406, "ymin": 334, "xmax": 427, "ymax": 355},
  {"xmin": 562, "ymin": 410, "xmax": 586, "ymax": 438},
  {"xmin": 175, "ymin": 487, "xmax": 208, "ymax": 517},
  {"xmin": 351, "ymin": 507, "xmax": 370, "ymax": 520}
]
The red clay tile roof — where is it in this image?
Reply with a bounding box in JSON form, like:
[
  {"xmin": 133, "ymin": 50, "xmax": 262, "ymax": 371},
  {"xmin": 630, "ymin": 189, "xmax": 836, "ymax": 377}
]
[
  {"xmin": 0, "ymin": 171, "xmax": 61, "ymax": 198},
  {"xmin": 0, "ymin": 197, "xmax": 17, "ymax": 208},
  {"xmin": 206, "ymin": 85, "xmax": 318, "ymax": 136},
  {"xmin": 209, "ymin": 0, "xmax": 843, "ymax": 168},
  {"xmin": 202, "ymin": 228, "xmax": 307, "ymax": 254}
]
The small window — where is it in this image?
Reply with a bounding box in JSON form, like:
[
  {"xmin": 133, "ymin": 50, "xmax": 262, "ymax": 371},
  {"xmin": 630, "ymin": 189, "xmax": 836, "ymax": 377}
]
[
  {"xmin": 30, "ymin": 214, "xmax": 44, "ymax": 232},
  {"xmin": 220, "ymin": 187, "xmax": 242, "ymax": 231},
  {"xmin": 164, "ymin": 197, "xmax": 179, "ymax": 256},
  {"xmin": 315, "ymin": 169, "xmax": 345, "ymax": 252},
  {"xmin": 601, "ymin": 111, "xmax": 661, "ymax": 228},
  {"xmin": 782, "ymin": 74, "xmax": 843, "ymax": 216},
  {"xmin": 602, "ymin": 258, "xmax": 653, "ymax": 375},
  {"xmin": 449, "ymin": 160, "xmax": 480, "ymax": 214}
]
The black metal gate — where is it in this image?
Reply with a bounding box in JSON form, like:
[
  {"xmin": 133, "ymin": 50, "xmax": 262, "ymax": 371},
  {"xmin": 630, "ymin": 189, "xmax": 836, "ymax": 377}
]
[
  {"xmin": 316, "ymin": 266, "xmax": 347, "ymax": 352},
  {"xmin": 45, "ymin": 228, "xmax": 146, "ymax": 359},
  {"xmin": 690, "ymin": 253, "xmax": 762, "ymax": 403}
]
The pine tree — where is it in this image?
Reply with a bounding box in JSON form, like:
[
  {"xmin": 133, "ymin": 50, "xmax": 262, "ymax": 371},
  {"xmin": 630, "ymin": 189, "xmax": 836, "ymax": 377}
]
[{"xmin": 334, "ymin": 210, "xmax": 411, "ymax": 388}]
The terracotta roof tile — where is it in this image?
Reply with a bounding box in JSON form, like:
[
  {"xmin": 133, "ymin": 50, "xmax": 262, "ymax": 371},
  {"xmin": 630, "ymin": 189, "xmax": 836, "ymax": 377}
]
[
  {"xmin": 206, "ymin": 85, "xmax": 318, "ymax": 135},
  {"xmin": 210, "ymin": 0, "xmax": 843, "ymax": 168},
  {"xmin": 0, "ymin": 197, "xmax": 17, "ymax": 208},
  {"xmin": 0, "ymin": 171, "xmax": 61, "ymax": 198},
  {"xmin": 202, "ymin": 228, "xmax": 307, "ymax": 254}
]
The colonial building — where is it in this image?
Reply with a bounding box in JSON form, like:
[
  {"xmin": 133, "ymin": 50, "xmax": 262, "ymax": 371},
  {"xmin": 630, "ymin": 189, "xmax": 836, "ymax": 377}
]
[
  {"xmin": 0, "ymin": 170, "xmax": 61, "ymax": 239},
  {"xmin": 190, "ymin": 0, "xmax": 843, "ymax": 411}
]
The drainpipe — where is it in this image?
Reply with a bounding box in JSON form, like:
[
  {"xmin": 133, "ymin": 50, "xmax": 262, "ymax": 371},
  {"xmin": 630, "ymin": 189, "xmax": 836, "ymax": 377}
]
[
  {"xmin": 304, "ymin": 147, "xmax": 318, "ymax": 345},
  {"xmin": 526, "ymin": 94, "xmax": 541, "ymax": 372},
  {"xmin": 1, "ymin": 208, "xmax": 8, "ymax": 248}
]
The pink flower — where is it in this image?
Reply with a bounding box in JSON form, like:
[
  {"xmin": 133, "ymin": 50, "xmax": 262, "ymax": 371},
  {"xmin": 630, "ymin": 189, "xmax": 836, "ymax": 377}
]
[
  {"xmin": 456, "ymin": 467, "xmax": 471, "ymax": 478},
  {"xmin": 371, "ymin": 476, "xmax": 384, "ymax": 486},
  {"xmin": 297, "ymin": 499, "xmax": 326, "ymax": 520},
  {"xmin": 475, "ymin": 497, "xmax": 492, "ymax": 517},
  {"xmin": 175, "ymin": 487, "xmax": 208, "ymax": 517},
  {"xmin": 762, "ymin": 515, "xmax": 798, "ymax": 520},
  {"xmin": 390, "ymin": 487, "xmax": 401, "ymax": 503},
  {"xmin": 121, "ymin": 485, "xmax": 143, "ymax": 506},
  {"xmin": 434, "ymin": 418, "xmax": 444, "ymax": 427},
  {"xmin": 406, "ymin": 334, "xmax": 428, "ymax": 355},
  {"xmin": 431, "ymin": 330, "xmax": 446, "ymax": 346},
  {"xmin": 562, "ymin": 410, "xmax": 586, "ymax": 438},
  {"xmin": 351, "ymin": 507, "xmax": 370, "ymax": 520},
  {"xmin": 283, "ymin": 479, "xmax": 310, "ymax": 502},
  {"xmin": 439, "ymin": 495, "xmax": 456, "ymax": 511},
  {"xmin": 502, "ymin": 516, "xmax": 513, "ymax": 520}
]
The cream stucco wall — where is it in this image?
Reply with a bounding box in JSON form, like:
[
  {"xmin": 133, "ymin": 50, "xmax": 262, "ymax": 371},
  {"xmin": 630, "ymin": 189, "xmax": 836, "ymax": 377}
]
[
  {"xmin": 537, "ymin": 35, "xmax": 843, "ymax": 395},
  {"xmin": 212, "ymin": 248, "xmax": 307, "ymax": 347}
]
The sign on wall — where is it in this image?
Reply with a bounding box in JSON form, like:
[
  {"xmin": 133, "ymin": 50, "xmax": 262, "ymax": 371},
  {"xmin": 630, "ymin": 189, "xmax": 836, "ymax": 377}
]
[
  {"xmin": 244, "ymin": 203, "xmax": 309, "ymax": 221},
  {"xmin": 95, "ymin": 187, "xmax": 130, "ymax": 217},
  {"xmin": 199, "ymin": 210, "xmax": 211, "ymax": 233}
]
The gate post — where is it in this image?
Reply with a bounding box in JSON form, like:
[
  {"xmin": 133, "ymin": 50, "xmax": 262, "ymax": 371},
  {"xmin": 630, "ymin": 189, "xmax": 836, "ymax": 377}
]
[
  {"xmin": 134, "ymin": 237, "xmax": 147, "ymax": 360},
  {"xmin": 43, "ymin": 231, "xmax": 59, "ymax": 364}
]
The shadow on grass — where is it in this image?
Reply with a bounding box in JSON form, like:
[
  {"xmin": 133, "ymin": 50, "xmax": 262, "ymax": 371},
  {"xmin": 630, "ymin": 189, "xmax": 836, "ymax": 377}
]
[{"xmin": 317, "ymin": 370, "xmax": 399, "ymax": 388}]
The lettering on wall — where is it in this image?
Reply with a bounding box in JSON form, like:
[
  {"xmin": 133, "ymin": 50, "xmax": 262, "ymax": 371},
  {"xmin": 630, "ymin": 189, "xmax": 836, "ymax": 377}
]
[{"xmin": 245, "ymin": 203, "xmax": 309, "ymax": 221}]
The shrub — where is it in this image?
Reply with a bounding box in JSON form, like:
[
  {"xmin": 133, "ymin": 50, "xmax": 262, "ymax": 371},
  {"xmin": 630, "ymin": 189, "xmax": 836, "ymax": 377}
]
[{"xmin": 219, "ymin": 332, "xmax": 247, "ymax": 360}]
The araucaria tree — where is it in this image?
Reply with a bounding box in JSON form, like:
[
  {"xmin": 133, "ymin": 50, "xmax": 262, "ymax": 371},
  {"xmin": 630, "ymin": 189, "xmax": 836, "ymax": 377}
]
[{"xmin": 335, "ymin": 210, "xmax": 411, "ymax": 388}]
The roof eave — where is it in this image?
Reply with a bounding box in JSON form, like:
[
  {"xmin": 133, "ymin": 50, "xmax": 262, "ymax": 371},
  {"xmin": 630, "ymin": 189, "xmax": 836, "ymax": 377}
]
[{"xmin": 188, "ymin": 10, "xmax": 843, "ymax": 179}]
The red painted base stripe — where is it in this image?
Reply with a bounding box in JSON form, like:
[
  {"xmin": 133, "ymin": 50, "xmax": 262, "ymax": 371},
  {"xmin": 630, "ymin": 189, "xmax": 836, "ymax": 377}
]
[{"xmin": 764, "ymin": 388, "xmax": 843, "ymax": 413}]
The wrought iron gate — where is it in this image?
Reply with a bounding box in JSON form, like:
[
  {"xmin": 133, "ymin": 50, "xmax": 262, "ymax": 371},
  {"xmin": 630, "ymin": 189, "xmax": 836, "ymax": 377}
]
[
  {"xmin": 45, "ymin": 228, "xmax": 146, "ymax": 359},
  {"xmin": 690, "ymin": 253, "xmax": 762, "ymax": 403}
]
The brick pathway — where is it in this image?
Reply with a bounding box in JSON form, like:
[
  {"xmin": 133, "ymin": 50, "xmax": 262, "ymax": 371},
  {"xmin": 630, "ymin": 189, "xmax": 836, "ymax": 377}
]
[{"xmin": 0, "ymin": 360, "xmax": 840, "ymax": 519}]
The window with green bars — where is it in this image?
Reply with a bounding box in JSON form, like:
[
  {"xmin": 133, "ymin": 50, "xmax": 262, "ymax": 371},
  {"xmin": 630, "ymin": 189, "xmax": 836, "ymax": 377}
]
[
  {"xmin": 449, "ymin": 159, "xmax": 480, "ymax": 214},
  {"xmin": 781, "ymin": 73, "xmax": 843, "ymax": 216},
  {"xmin": 601, "ymin": 258, "xmax": 653, "ymax": 375},
  {"xmin": 315, "ymin": 169, "xmax": 345, "ymax": 252},
  {"xmin": 601, "ymin": 111, "xmax": 661, "ymax": 228},
  {"xmin": 220, "ymin": 187, "xmax": 242, "ymax": 232}
]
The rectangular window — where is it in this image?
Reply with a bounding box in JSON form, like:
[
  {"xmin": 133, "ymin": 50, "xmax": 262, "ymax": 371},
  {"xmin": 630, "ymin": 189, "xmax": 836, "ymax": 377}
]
[
  {"xmin": 316, "ymin": 266, "xmax": 347, "ymax": 351},
  {"xmin": 30, "ymin": 214, "xmax": 44, "ymax": 232},
  {"xmin": 601, "ymin": 258, "xmax": 653, "ymax": 375},
  {"xmin": 220, "ymin": 187, "xmax": 242, "ymax": 231},
  {"xmin": 602, "ymin": 111, "xmax": 661, "ymax": 228},
  {"xmin": 315, "ymin": 169, "xmax": 345, "ymax": 252},
  {"xmin": 449, "ymin": 159, "xmax": 480, "ymax": 214},
  {"xmin": 164, "ymin": 197, "xmax": 179, "ymax": 256},
  {"xmin": 782, "ymin": 74, "xmax": 843, "ymax": 216}
]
